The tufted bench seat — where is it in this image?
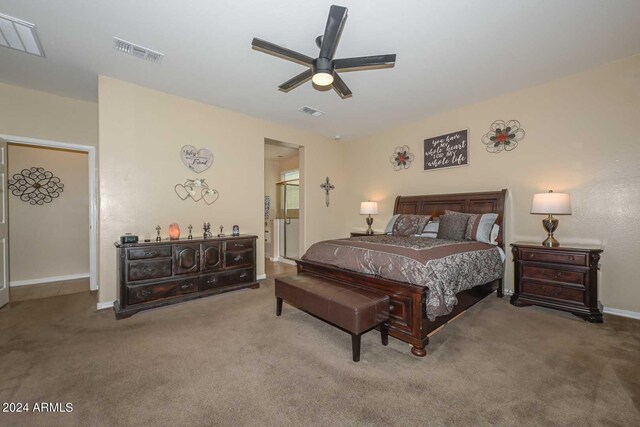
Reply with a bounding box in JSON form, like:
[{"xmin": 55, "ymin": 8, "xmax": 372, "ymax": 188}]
[{"xmin": 275, "ymin": 274, "xmax": 390, "ymax": 362}]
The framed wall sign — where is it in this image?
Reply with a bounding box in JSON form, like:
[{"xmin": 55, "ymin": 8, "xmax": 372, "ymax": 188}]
[
  {"xmin": 180, "ymin": 145, "xmax": 213, "ymax": 173},
  {"xmin": 423, "ymin": 129, "xmax": 468, "ymax": 171}
]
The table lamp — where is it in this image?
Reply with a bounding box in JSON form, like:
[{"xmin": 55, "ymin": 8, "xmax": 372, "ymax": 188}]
[
  {"xmin": 530, "ymin": 190, "xmax": 572, "ymax": 247},
  {"xmin": 359, "ymin": 201, "xmax": 379, "ymax": 235}
]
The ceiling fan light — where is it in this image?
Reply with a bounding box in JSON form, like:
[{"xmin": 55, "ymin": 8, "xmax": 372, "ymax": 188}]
[{"xmin": 312, "ymin": 71, "xmax": 334, "ymax": 86}]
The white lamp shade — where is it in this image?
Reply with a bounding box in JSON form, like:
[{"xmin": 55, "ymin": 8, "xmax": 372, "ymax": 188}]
[
  {"xmin": 359, "ymin": 201, "xmax": 379, "ymax": 215},
  {"xmin": 531, "ymin": 192, "xmax": 572, "ymax": 215}
]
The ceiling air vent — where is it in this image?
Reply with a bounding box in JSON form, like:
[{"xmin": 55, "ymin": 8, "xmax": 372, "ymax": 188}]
[
  {"xmin": 0, "ymin": 13, "xmax": 45, "ymax": 57},
  {"xmin": 113, "ymin": 37, "xmax": 164, "ymax": 64},
  {"xmin": 298, "ymin": 106, "xmax": 324, "ymax": 117}
]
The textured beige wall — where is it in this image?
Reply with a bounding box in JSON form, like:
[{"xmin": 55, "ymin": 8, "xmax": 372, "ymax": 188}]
[
  {"xmin": 8, "ymin": 145, "xmax": 89, "ymax": 283},
  {"xmin": 343, "ymin": 55, "xmax": 640, "ymax": 312},
  {"xmin": 0, "ymin": 82, "xmax": 98, "ymax": 146},
  {"xmin": 98, "ymin": 76, "xmax": 347, "ymax": 304}
]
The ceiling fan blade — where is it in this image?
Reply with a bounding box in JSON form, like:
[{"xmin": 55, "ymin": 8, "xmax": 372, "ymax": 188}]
[
  {"xmin": 332, "ymin": 73, "xmax": 352, "ymax": 99},
  {"xmin": 319, "ymin": 5, "xmax": 348, "ymax": 60},
  {"xmin": 333, "ymin": 54, "xmax": 397, "ymax": 72},
  {"xmin": 251, "ymin": 38, "xmax": 314, "ymax": 66},
  {"xmin": 278, "ymin": 69, "xmax": 313, "ymax": 92}
]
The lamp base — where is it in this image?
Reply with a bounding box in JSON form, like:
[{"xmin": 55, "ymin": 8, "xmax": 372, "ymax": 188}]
[
  {"xmin": 365, "ymin": 216, "xmax": 374, "ymax": 235},
  {"xmin": 541, "ymin": 215, "xmax": 560, "ymax": 247}
]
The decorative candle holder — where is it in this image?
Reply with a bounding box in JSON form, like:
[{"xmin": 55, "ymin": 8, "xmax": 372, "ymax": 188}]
[
  {"xmin": 169, "ymin": 223, "xmax": 180, "ymax": 240},
  {"xmin": 155, "ymin": 225, "xmax": 162, "ymax": 242},
  {"xmin": 188, "ymin": 224, "xmax": 193, "ymax": 240}
]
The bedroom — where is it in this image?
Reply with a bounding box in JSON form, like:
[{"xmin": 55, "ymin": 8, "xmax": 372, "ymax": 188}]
[{"xmin": 0, "ymin": 0, "xmax": 639, "ymax": 425}]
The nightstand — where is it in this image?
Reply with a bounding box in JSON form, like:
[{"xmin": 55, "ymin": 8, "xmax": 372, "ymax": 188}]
[
  {"xmin": 510, "ymin": 242, "xmax": 603, "ymax": 322},
  {"xmin": 350, "ymin": 232, "xmax": 383, "ymax": 237}
]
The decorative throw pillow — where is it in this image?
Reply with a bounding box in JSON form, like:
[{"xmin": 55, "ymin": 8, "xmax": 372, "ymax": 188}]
[
  {"xmin": 391, "ymin": 214, "xmax": 431, "ymax": 236},
  {"xmin": 437, "ymin": 212, "xmax": 470, "ymax": 240},
  {"xmin": 465, "ymin": 213, "xmax": 499, "ymax": 244}
]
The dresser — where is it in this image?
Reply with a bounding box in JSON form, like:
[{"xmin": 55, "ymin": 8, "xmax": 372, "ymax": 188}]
[
  {"xmin": 114, "ymin": 235, "xmax": 258, "ymax": 319},
  {"xmin": 510, "ymin": 242, "xmax": 603, "ymax": 322},
  {"xmin": 350, "ymin": 232, "xmax": 383, "ymax": 237}
]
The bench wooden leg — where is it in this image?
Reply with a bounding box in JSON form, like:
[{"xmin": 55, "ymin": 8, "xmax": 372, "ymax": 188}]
[
  {"xmin": 351, "ymin": 333, "xmax": 361, "ymax": 362},
  {"xmin": 380, "ymin": 323, "xmax": 388, "ymax": 346},
  {"xmin": 276, "ymin": 297, "xmax": 283, "ymax": 316}
]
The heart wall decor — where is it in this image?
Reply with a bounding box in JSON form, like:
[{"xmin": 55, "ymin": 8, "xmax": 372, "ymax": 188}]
[{"xmin": 181, "ymin": 145, "xmax": 213, "ymax": 173}]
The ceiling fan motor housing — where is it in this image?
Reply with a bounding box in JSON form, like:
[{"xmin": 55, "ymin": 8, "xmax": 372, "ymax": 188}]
[{"xmin": 313, "ymin": 57, "xmax": 333, "ymax": 76}]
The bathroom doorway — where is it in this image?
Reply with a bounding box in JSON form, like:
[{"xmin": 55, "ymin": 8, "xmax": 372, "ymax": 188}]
[{"xmin": 264, "ymin": 139, "xmax": 301, "ymax": 265}]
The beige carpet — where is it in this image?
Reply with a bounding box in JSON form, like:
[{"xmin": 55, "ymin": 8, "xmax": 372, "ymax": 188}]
[{"xmin": 0, "ymin": 274, "xmax": 638, "ymax": 426}]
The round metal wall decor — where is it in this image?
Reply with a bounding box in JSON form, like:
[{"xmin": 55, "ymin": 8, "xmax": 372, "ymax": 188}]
[
  {"xmin": 390, "ymin": 145, "xmax": 414, "ymax": 170},
  {"xmin": 481, "ymin": 120, "xmax": 525, "ymax": 153},
  {"xmin": 8, "ymin": 167, "xmax": 64, "ymax": 205}
]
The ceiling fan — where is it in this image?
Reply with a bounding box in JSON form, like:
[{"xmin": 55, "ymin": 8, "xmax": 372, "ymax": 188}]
[{"xmin": 251, "ymin": 5, "xmax": 396, "ymax": 99}]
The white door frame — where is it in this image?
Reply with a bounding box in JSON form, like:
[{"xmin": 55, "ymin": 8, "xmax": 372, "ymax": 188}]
[{"xmin": 0, "ymin": 134, "xmax": 98, "ymax": 291}]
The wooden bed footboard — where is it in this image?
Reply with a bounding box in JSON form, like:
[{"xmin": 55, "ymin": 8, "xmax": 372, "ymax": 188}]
[{"xmin": 297, "ymin": 259, "xmax": 501, "ymax": 357}]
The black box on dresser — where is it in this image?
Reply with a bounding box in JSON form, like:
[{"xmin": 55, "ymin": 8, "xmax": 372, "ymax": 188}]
[
  {"xmin": 114, "ymin": 235, "xmax": 258, "ymax": 319},
  {"xmin": 510, "ymin": 241, "xmax": 603, "ymax": 323}
]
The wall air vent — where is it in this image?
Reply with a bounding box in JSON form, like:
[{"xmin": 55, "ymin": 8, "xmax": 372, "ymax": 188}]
[
  {"xmin": 0, "ymin": 13, "xmax": 45, "ymax": 57},
  {"xmin": 113, "ymin": 37, "xmax": 164, "ymax": 64},
  {"xmin": 298, "ymin": 106, "xmax": 324, "ymax": 117}
]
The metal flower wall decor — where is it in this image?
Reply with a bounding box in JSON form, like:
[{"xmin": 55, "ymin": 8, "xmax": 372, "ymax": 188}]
[
  {"xmin": 390, "ymin": 145, "xmax": 414, "ymax": 170},
  {"xmin": 8, "ymin": 167, "xmax": 64, "ymax": 205},
  {"xmin": 481, "ymin": 120, "xmax": 525, "ymax": 153}
]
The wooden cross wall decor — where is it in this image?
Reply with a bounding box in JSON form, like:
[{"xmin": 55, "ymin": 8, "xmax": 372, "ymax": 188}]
[{"xmin": 320, "ymin": 176, "xmax": 335, "ymax": 207}]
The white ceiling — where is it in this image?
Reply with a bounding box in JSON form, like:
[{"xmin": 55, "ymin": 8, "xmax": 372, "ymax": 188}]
[
  {"xmin": 0, "ymin": 0, "xmax": 639, "ymax": 140},
  {"xmin": 264, "ymin": 140, "xmax": 298, "ymax": 161}
]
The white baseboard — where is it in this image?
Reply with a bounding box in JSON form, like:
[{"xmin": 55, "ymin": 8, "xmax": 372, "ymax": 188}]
[
  {"xmin": 256, "ymin": 274, "xmax": 266, "ymax": 280},
  {"xmin": 10, "ymin": 273, "xmax": 90, "ymax": 287},
  {"xmin": 502, "ymin": 288, "xmax": 639, "ymax": 320},
  {"xmin": 603, "ymin": 307, "xmax": 640, "ymax": 320},
  {"xmin": 268, "ymin": 257, "xmax": 278, "ymax": 262},
  {"xmin": 272, "ymin": 257, "xmax": 297, "ymax": 266},
  {"xmin": 96, "ymin": 301, "xmax": 114, "ymax": 310}
]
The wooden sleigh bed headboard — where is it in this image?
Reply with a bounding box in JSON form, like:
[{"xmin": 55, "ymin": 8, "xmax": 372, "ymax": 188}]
[{"xmin": 393, "ymin": 189, "xmax": 507, "ymax": 249}]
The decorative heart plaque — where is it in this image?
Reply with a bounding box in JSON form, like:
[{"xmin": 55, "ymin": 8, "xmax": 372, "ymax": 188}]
[{"xmin": 180, "ymin": 145, "xmax": 213, "ymax": 173}]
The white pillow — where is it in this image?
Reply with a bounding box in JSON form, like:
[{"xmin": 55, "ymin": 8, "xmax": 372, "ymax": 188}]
[
  {"xmin": 384, "ymin": 214, "xmax": 400, "ymax": 234},
  {"xmin": 490, "ymin": 224, "xmax": 500, "ymax": 245},
  {"xmin": 417, "ymin": 220, "xmax": 439, "ymax": 238}
]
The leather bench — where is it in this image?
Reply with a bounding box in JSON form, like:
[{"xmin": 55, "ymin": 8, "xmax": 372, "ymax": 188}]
[{"xmin": 275, "ymin": 274, "xmax": 390, "ymax": 362}]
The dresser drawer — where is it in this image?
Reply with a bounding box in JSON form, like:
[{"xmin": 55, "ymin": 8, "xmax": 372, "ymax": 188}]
[
  {"xmin": 225, "ymin": 249, "xmax": 254, "ymax": 268},
  {"xmin": 127, "ymin": 278, "xmax": 199, "ymax": 305},
  {"xmin": 127, "ymin": 246, "xmax": 172, "ymax": 260},
  {"xmin": 200, "ymin": 268, "xmax": 253, "ymax": 291},
  {"xmin": 521, "ymin": 265, "xmax": 585, "ymax": 286},
  {"xmin": 127, "ymin": 259, "xmax": 172, "ymax": 282},
  {"xmin": 521, "ymin": 280, "xmax": 584, "ymax": 304},
  {"xmin": 226, "ymin": 239, "xmax": 253, "ymax": 251},
  {"xmin": 520, "ymin": 248, "xmax": 586, "ymax": 266}
]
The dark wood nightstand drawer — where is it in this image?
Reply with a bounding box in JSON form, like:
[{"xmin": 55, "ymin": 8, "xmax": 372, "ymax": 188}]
[
  {"xmin": 521, "ymin": 280, "xmax": 584, "ymax": 304},
  {"xmin": 520, "ymin": 248, "xmax": 586, "ymax": 266},
  {"xmin": 521, "ymin": 265, "xmax": 585, "ymax": 286}
]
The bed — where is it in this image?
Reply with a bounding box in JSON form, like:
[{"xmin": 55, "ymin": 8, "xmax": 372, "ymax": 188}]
[{"xmin": 295, "ymin": 190, "xmax": 507, "ymax": 357}]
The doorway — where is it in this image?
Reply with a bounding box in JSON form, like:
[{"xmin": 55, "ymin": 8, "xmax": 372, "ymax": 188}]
[
  {"xmin": 0, "ymin": 134, "xmax": 97, "ymax": 309},
  {"xmin": 264, "ymin": 139, "xmax": 302, "ymax": 266}
]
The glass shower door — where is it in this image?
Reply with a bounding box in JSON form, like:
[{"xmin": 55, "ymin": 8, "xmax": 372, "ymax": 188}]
[{"xmin": 276, "ymin": 179, "xmax": 299, "ymax": 259}]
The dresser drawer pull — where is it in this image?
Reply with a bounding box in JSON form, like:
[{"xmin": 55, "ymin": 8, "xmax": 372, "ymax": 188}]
[
  {"xmin": 568, "ymin": 256, "xmax": 575, "ymax": 261},
  {"xmin": 143, "ymin": 267, "xmax": 156, "ymax": 274},
  {"xmin": 389, "ymin": 304, "xmax": 395, "ymax": 311},
  {"xmin": 239, "ymin": 272, "xmax": 249, "ymax": 279},
  {"xmin": 206, "ymin": 278, "xmax": 218, "ymax": 285},
  {"xmin": 141, "ymin": 289, "xmax": 152, "ymax": 297},
  {"xmin": 181, "ymin": 283, "xmax": 194, "ymax": 290},
  {"xmin": 234, "ymin": 254, "xmax": 244, "ymax": 262},
  {"xmin": 233, "ymin": 243, "xmax": 244, "ymax": 248},
  {"xmin": 555, "ymin": 272, "xmax": 562, "ymax": 278},
  {"xmin": 143, "ymin": 251, "xmax": 157, "ymax": 257}
]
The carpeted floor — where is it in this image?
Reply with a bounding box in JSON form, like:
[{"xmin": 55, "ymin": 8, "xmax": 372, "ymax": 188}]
[{"xmin": 1, "ymin": 266, "xmax": 639, "ymax": 426}]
